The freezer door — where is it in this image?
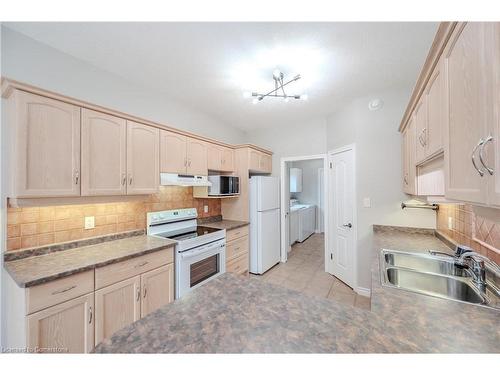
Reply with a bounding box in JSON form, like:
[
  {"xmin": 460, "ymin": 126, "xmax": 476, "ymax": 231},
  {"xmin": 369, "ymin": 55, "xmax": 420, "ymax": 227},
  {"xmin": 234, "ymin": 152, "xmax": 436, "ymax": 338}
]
[
  {"xmin": 255, "ymin": 176, "xmax": 280, "ymax": 211},
  {"xmin": 257, "ymin": 208, "xmax": 281, "ymax": 273}
]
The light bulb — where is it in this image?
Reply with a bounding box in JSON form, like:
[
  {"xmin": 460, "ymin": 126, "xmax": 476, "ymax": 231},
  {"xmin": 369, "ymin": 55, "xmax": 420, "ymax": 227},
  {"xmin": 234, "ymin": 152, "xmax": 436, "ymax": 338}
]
[
  {"xmin": 252, "ymin": 98, "xmax": 259, "ymax": 104},
  {"xmin": 284, "ymin": 96, "xmax": 290, "ymax": 103},
  {"xmin": 300, "ymin": 94, "xmax": 308, "ymax": 101},
  {"xmin": 243, "ymin": 91, "xmax": 251, "ymax": 98}
]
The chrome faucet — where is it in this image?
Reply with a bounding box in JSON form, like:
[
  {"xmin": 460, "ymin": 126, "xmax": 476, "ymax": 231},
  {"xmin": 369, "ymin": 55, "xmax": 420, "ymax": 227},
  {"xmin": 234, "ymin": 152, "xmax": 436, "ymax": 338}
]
[{"xmin": 456, "ymin": 251, "xmax": 488, "ymax": 291}]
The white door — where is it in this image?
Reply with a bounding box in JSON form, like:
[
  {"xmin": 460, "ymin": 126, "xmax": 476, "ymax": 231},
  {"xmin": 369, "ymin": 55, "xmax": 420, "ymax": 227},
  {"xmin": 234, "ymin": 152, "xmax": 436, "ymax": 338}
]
[
  {"xmin": 258, "ymin": 209, "xmax": 281, "ymax": 273},
  {"xmin": 328, "ymin": 147, "xmax": 355, "ymax": 288}
]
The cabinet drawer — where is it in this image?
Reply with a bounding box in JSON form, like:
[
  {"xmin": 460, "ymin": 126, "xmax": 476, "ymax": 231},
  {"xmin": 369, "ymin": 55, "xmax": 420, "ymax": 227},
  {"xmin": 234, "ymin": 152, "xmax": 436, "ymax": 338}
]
[
  {"xmin": 26, "ymin": 270, "xmax": 94, "ymax": 315},
  {"xmin": 226, "ymin": 253, "xmax": 249, "ymax": 275},
  {"xmin": 226, "ymin": 235, "xmax": 249, "ymax": 260},
  {"xmin": 95, "ymin": 248, "xmax": 173, "ymax": 289},
  {"xmin": 226, "ymin": 226, "xmax": 249, "ymax": 242}
]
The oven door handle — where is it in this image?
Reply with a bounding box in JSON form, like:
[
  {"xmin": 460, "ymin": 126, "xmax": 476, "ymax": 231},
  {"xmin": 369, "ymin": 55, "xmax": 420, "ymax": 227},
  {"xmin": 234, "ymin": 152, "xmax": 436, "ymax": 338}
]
[{"xmin": 181, "ymin": 242, "xmax": 225, "ymax": 260}]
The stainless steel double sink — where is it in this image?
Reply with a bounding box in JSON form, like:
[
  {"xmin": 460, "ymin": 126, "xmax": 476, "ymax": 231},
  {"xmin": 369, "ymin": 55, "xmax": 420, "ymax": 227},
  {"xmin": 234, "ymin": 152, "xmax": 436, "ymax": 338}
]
[{"xmin": 380, "ymin": 249, "xmax": 499, "ymax": 309}]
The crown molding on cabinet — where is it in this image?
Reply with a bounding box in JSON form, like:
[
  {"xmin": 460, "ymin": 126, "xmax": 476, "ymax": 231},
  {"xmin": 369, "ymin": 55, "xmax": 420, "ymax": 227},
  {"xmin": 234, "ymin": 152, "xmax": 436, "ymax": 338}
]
[
  {"xmin": 1, "ymin": 77, "xmax": 273, "ymax": 155},
  {"xmin": 398, "ymin": 22, "xmax": 457, "ymax": 132}
]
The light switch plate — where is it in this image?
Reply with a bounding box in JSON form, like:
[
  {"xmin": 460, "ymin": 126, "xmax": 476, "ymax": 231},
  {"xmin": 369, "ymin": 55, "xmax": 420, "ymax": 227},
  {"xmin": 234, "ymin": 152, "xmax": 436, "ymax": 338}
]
[
  {"xmin": 204, "ymin": 205, "xmax": 209, "ymax": 214},
  {"xmin": 363, "ymin": 197, "xmax": 371, "ymax": 208},
  {"xmin": 84, "ymin": 216, "xmax": 95, "ymax": 230}
]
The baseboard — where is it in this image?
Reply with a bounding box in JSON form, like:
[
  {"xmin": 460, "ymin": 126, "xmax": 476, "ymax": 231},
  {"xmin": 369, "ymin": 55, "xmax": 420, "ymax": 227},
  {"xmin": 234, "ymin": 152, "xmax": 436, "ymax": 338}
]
[{"xmin": 356, "ymin": 287, "xmax": 371, "ymax": 297}]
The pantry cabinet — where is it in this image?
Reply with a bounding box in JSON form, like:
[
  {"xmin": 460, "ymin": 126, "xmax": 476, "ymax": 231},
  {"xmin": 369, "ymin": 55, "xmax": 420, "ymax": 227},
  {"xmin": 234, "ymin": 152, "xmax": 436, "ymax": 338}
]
[
  {"xmin": 13, "ymin": 91, "xmax": 81, "ymax": 197},
  {"xmin": 81, "ymin": 109, "xmax": 127, "ymax": 196},
  {"xmin": 126, "ymin": 121, "xmax": 159, "ymax": 195},
  {"xmin": 27, "ymin": 293, "xmax": 94, "ymax": 353},
  {"xmin": 94, "ymin": 276, "xmax": 141, "ymax": 344}
]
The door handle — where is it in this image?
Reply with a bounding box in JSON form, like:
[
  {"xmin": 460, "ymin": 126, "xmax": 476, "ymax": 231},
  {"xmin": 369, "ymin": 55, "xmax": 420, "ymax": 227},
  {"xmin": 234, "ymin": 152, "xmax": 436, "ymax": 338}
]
[
  {"xmin": 479, "ymin": 135, "xmax": 494, "ymax": 175},
  {"xmin": 472, "ymin": 139, "xmax": 486, "ymax": 177},
  {"xmin": 343, "ymin": 223, "xmax": 352, "ymax": 228}
]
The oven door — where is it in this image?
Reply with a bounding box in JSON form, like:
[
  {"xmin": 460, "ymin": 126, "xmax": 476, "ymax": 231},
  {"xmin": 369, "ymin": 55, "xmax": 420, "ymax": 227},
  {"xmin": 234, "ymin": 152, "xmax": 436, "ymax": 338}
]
[{"xmin": 176, "ymin": 239, "xmax": 226, "ymax": 298}]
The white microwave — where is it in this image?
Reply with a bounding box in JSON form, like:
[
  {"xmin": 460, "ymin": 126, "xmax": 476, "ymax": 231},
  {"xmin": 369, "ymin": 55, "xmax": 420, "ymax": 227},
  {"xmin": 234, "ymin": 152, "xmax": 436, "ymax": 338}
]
[{"xmin": 207, "ymin": 175, "xmax": 240, "ymax": 196}]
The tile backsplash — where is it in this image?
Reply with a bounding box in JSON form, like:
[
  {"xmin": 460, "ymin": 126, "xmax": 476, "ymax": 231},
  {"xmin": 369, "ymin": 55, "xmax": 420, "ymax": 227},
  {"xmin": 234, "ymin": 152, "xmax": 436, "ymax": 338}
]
[
  {"xmin": 6, "ymin": 186, "xmax": 221, "ymax": 252},
  {"xmin": 436, "ymin": 204, "xmax": 500, "ymax": 263}
]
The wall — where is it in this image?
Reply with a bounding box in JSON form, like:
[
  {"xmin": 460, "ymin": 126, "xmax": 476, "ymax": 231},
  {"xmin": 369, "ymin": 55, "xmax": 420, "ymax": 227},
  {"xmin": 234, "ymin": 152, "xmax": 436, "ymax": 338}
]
[
  {"xmin": 0, "ymin": 27, "xmax": 246, "ymax": 145},
  {"xmin": 6, "ymin": 187, "xmax": 221, "ymax": 252},
  {"xmin": 326, "ymin": 87, "xmax": 436, "ymax": 290},
  {"xmin": 246, "ymin": 116, "xmax": 328, "ymax": 177},
  {"xmin": 290, "ymin": 159, "xmax": 324, "ymax": 232},
  {"xmin": 437, "ymin": 204, "xmax": 500, "ymax": 264}
]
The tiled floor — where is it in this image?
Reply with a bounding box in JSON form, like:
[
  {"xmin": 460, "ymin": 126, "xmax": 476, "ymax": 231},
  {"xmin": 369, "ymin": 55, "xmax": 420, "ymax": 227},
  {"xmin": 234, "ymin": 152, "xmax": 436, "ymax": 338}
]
[{"xmin": 251, "ymin": 233, "xmax": 371, "ymax": 310}]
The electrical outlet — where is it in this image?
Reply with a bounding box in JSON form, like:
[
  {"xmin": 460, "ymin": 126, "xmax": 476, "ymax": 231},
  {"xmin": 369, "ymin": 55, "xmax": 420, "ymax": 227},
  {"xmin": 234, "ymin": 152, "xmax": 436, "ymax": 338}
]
[
  {"xmin": 363, "ymin": 197, "xmax": 371, "ymax": 208},
  {"xmin": 448, "ymin": 216, "xmax": 453, "ymax": 230},
  {"xmin": 204, "ymin": 205, "xmax": 209, "ymax": 214},
  {"xmin": 84, "ymin": 216, "xmax": 95, "ymax": 229}
]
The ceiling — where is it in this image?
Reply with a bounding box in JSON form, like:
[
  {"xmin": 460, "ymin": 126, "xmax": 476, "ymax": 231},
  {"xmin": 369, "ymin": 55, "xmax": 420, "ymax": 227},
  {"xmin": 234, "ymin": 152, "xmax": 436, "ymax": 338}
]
[{"xmin": 4, "ymin": 22, "xmax": 438, "ymax": 131}]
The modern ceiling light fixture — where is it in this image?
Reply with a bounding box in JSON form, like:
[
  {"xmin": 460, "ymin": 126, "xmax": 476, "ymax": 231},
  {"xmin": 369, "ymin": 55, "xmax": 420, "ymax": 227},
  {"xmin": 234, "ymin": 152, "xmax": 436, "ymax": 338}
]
[{"xmin": 244, "ymin": 69, "xmax": 307, "ymax": 103}]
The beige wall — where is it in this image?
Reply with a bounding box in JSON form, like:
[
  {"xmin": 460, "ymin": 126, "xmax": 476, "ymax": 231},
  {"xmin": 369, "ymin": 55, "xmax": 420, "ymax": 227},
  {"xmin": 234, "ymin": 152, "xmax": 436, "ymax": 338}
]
[{"xmin": 6, "ymin": 187, "xmax": 221, "ymax": 252}]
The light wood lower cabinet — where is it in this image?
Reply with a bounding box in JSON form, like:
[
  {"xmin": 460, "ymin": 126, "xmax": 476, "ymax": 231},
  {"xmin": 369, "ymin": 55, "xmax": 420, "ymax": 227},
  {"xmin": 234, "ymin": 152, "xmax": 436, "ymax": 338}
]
[
  {"xmin": 95, "ymin": 276, "xmax": 141, "ymax": 345},
  {"xmin": 27, "ymin": 292, "xmax": 94, "ymax": 353},
  {"xmin": 225, "ymin": 226, "xmax": 249, "ymax": 276},
  {"xmin": 140, "ymin": 264, "xmax": 174, "ymax": 317}
]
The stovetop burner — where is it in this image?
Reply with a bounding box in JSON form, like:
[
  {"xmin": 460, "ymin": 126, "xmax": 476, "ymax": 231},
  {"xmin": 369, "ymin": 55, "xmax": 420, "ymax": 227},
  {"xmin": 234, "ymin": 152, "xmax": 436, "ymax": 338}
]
[{"xmin": 156, "ymin": 226, "xmax": 221, "ymax": 241}]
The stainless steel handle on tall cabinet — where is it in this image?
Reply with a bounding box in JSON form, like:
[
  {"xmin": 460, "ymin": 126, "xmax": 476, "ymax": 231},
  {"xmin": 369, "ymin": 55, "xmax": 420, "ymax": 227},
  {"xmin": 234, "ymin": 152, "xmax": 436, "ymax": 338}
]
[
  {"xmin": 479, "ymin": 135, "xmax": 494, "ymax": 175},
  {"xmin": 472, "ymin": 139, "xmax": 486, "ymax": 177}
]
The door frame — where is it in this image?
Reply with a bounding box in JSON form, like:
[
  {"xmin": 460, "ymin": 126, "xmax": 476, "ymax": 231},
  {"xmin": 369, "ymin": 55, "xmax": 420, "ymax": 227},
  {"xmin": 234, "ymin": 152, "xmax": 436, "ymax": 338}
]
[
  {"xmin": 279, "ymin": 154, "xmax": 329, "ymax": 272},
  {"xmin": 327, "ymin": 144, "xmax": 358, "ymax": 291}
]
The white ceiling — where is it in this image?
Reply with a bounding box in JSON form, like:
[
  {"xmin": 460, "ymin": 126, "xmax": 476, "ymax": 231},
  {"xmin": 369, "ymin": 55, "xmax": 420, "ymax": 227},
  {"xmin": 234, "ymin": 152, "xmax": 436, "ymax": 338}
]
[{"xmin": 5, "ymin": 22, "xmax": 438, "ymax": 131}]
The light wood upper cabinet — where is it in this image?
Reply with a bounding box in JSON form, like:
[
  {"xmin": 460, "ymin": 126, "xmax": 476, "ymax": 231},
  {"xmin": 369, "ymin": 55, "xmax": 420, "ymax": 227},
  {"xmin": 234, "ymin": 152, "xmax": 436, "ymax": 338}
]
[
  {"xmin": 249, "ymin": 150, "xmax": 261, "ymax": 171},
  {"xmin": 186, "ymin": 138, "xmax": 208, "ymax": 175},
  {"xmin": 260, "ymin": 153, "xmax": 272, "ymax": 173},
  {"xmin": 160, "ymin": 130, "xmax": 187, "ymax": 174},
  {"xmin": 126, "ymin": 121, "xmax": 159, "ymax": 195},
  {"xmin": 207, "ymin": 144, "xmax": 235, "ymax": 172},
  {"xmin": 140, "ymin": 264, "xmax": 174, "ymax": 317},
  {"xmin": 425, "ymin": 59, "xmax": 444, "ymax": 157},
  {"xmin": 95, "ymin": 276, "xmax": 141, "ymax": 345},
  {"xmin": 414, "ymin": 96, "xmax": 428, "ymax": 164},
  {"xmin": 27, "ymin": 293, "xmax": 94, "ymax": 353},
  {"xmin": 81, "ymin": 109, "xmax": 127, "ymax": 196},
  {"xmin": 443, "ymin": 23, "xmax": 490, "ymax": 204},
  {"xmin": 221, "ymin": 147, "xmax": 235, "ymax": 172},
  {"xmin": 402, "ymin": 117, "xmax": 417, "ymax": 195},
  {"xmin": 14, "ymin": 91, "xmax": 81, "ymax": 197},
  {"xmin": 248, "ymin": 149, "xmax": 272, "ymax": 173}
]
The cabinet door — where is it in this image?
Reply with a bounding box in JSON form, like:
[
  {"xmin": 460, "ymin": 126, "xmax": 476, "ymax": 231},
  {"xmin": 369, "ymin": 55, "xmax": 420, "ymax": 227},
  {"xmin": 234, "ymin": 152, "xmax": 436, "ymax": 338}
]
[
  {"xmin": 443, "ymin": 22, "xmax": 489, "ymax": 203},
  {"xmin": 260, "ymin": 154, "xmax": 272, "ymax": 173},
  {"xmin": 15, "ymin": 91, "xmax": 81, "ymax": 197},
  {"xmin": 221, "ymin": 147, "xmax": 235, "ymax": 172},
  {"xmin": 207, "ymin": 143, "xmax": 222, "ymax": 171},
  {"xmin": 126, "ymin": 121, "xmax": 159, "ymax": 195},
  {"xmin": 186, "ymin": 138, "xmax": 208, "ymax": 175},
  {"xmin": 414, "ymin": 96, "xmax": 428, "ymax": 164},
  {"xmin": 160, "ymin": 130, "xmax": 187, "ymax": 174},
  {"xmin": 426, "ymin": 58, "xmax": 444, "ymax": 157},
  {"xmin": 95, "ymin": 276, "xmax": 141, "ymax": 345},
  {"xmin": 81, "ymin": 109, "xmax": 127, "ymax": 196},
  {"xmin": 249, "ymin": 150, "xmax": 261, "ymax": 171},
  {"xmin": 402, "ymin": 117, "xmax": 417, "ymax": 195},
  {"xmin": 27, "ymin": 293, "xmax": 94, "ymax": 353},
  {"xmin": 140, "ymin": 264, "xmax": 174, "ymax": 318}
]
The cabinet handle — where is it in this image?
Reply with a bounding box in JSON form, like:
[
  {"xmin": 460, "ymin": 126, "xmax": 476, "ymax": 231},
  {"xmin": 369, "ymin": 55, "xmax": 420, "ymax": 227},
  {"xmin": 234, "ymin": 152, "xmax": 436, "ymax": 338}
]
[
  {"xmin": 143, "ymin": 287, "xmax": 147, "ymax": 299},
  {"xmin": 422, "ymin": 128, "xmax": 427, "ymax": 146},
  {"xmin": 89, "ymin": 306, "xmax": 93, "ymax": 324},
  {"xmin": 129, "ymin": 174, "xmax": 133, "ymax": 185},
  {"xmin": 134, "ymin": 261, "xmax": 149, "ymax": 268},
  {"xmin": 51, "ymin": 285, "xmax": 76, "ymax": 295},
  {"xmin": 471, "ymin": 139, "xmax": 486, "ymax": 177},
  {"xmin": 188, "ymin": 159, "xmax": 191, "ymax": 167},
  {"xmin": 74, "ymin": 170, "xmax": 79, "ymax": 185},
  {"xmin": 136, "ymin": 287, "xmax": 141, "ymax": 301},
  {"xmin": 184, "ymin": 158, "xmax": 187, "ymax": 167},
  {"xmin": 122, "ymin": 173, "xmax": 127, "ymax": 186},
  {"xmin": 403, "ymin": 175, "xmax": 408, "ymax": 185},
  {"xmin": 479, "ymin": 135, "xmax": 494, "ymax": 175}
]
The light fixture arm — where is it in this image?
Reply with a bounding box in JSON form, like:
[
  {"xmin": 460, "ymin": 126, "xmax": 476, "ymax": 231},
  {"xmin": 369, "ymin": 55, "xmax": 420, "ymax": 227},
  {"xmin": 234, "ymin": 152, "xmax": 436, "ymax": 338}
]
[{"xmin": 252, "ymin": 73, "xmax": 302, "ymax": 100}]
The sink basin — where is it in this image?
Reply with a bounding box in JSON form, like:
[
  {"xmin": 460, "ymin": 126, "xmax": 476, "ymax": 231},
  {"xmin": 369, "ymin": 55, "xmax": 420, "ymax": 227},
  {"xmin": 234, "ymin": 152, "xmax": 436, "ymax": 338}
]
[
  {"xmin": 379, "ymin": 249, "xmax": 495, "ymax": 308},
  {"xmin": 384, "ymin": 251, "xmax": 471, "ymax": 277},
  {"xmin": 385, "ymin": 267, "xmax": 485, "ymax": 304}
]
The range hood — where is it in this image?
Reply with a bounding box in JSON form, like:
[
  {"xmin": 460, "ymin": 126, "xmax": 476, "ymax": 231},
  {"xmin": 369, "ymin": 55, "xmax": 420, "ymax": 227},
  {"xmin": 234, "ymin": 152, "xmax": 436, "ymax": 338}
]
[{"xmin": 160, "ymin": 173, "xmax": 212, "ymax": 187}]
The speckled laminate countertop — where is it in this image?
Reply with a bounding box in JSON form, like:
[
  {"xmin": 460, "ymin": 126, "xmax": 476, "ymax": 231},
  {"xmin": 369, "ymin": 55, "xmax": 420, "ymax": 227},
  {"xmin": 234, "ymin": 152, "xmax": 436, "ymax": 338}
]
[
  {"xmin": 201, "ymin": 219, "xmax": 249, "ymax": 231},
  {"xmin": 4, "ymin": 235, "xmax": 176, "ymax": 287},
  {"xmin": 94, "ymin": 227, "xmax": 499, "ymax": 353}
]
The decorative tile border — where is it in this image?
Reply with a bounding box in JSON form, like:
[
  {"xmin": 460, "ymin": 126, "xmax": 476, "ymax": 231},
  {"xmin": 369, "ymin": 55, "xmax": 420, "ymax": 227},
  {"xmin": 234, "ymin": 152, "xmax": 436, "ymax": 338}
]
[{"xmin": 372, "ymin": 225, "xmax": 435, "ymax": 235}]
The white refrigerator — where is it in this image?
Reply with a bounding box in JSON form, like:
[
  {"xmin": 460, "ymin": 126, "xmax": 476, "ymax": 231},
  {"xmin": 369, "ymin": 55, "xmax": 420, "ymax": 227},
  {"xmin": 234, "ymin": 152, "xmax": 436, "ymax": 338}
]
[{"xmin": 249, "ymin": 176, "xmax": 281, "ymax": 274}]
